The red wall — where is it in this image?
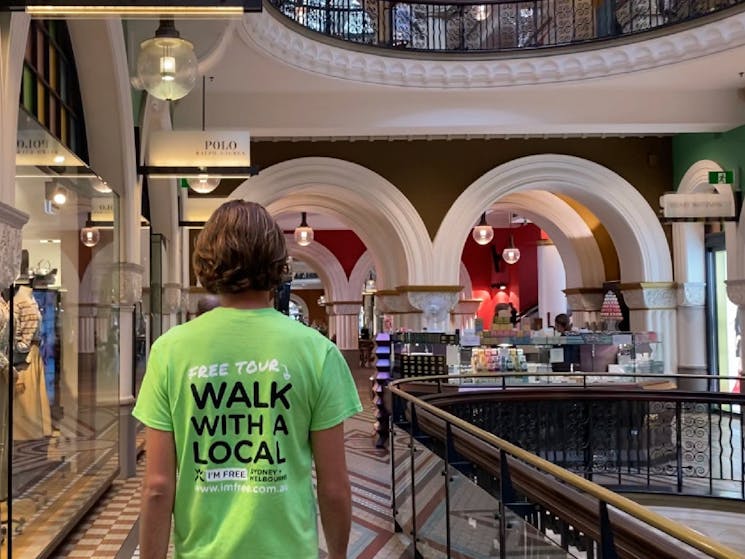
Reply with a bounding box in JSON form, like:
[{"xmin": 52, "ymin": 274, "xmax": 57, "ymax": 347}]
[
  {"xmin": 461, "ymin": 224, "xmax": 541, "ymax": 325},
  {"xmin": 285, "ymin": 229, "xmax": 367, "ymax": 279}
]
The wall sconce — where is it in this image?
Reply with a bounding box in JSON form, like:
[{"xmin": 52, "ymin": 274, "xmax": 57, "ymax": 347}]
[
  {"xmin": 136, "ymin": 19, "xmax": 198, "ymax": 101},
  {"xmin": 317, "ymin": 294, "xmax": 327, "ymax": 307},
  {"xmin": 294, "ymin": 212, "xmax": 314, "ymax": 246},
  {"xmin": 472, "ymin": 212, "xmax": 493, "ymax": 245},
  {"xmin": 80, "ymin": 227, "xmax": 100, "ymax": 247}
]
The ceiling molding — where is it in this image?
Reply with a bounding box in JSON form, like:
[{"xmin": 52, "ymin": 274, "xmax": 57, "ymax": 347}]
[{"xmin": 240, "ymin": 8, "xmax": 745, "ymax": 88}]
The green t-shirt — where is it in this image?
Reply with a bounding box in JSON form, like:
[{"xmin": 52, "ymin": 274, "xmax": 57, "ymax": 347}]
[{"xmin": 133, "ymin": 307, "xmax": 363, "ymax": 558}]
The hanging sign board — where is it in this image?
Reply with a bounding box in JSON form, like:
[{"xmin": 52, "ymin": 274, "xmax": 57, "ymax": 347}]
[
  {"xmin": 659, "ymin": 190, "xmax": 737, "ymax": 220},
  {"xmin": 16, "ymin": 130, "xmax": 85, "ymax": 167},
  {"xmin": 147, "ymin": 130, "xmax": 251, "ymax": 169},
  {"xmin": 91, "ymin": 198, "xmax": 116, "ymax": 222}
]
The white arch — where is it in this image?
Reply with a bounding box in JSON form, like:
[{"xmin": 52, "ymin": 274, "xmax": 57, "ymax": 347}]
[
  {"xmin": 349, "ymin": 251, "xmax": 375, "ymax": 298},
  {"xmin": 289, "ymin": 293, "xmax": 309, "ymax": 321},
  {"xmin": 284, "ymin": 233, "xmax": 348, "ymax": 303},
  {"xmin": 435, "ymin": 154, "xmax": 672, "ymax": 285},
  {"xmin": 496, "ymin": 191, "xmax": 606, "ymax": 289},
  {"xmin": 458, "ymin": 261, "xmax": 472, "ymax": 299},
  {"xmin": 229, "ymin": 158, "xmax": 433, "ymax": 287}
]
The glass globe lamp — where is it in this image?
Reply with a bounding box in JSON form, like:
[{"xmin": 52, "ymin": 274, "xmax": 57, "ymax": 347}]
[
  {"xmin": 136, "ymin": 20, "xmax": 198, "ymax": 101},
  {"xmin": 80, "ymin": 227, "xmax": 100, "ymax": 248},
  {"xmin": 502, "ymin": 235, "xmax": 521, "ymax": 264},
  {"xmin": 294, "ymin": 212, "xmax": 314, "ymax": 246},
  {"xmin": 472, "ymin": 213, "xmax": 493, "ymax": 245},
  {"xmin": 187, "ymin": 175, "xmax": 221, "ymax": 194}
]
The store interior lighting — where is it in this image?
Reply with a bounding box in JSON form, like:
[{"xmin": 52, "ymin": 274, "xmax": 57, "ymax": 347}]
[
  {"xmin": 80, "ymin": 227, "xmax": 101, "ymax": 248},
  {"xmin": 502, "ymin": 234, "xmax": 521, "ymax": 264},
  {"xmin": 294, "ymin": 212, "xmax": 314, "ymax": 246},
  {"xmin": 136, "ymin": 19, "xmax": 198, "ymax": 101},
  {"xmin": 472, "ymin": 212, "xmax": 494, "ymax": 245}
]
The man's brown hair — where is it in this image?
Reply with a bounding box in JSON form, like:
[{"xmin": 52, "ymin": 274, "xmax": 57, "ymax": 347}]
[{"xmin": 193, "ymin": 200, "xmax": 287, "ymax": 294}]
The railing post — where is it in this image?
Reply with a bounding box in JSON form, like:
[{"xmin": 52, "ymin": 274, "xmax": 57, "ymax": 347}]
[
  {"xmin": 444, "ymin": 422, "xmax": 453, "ymax": 556},
  {"xmin": 498, "ymin": 449, "xmax": 517, "ymax": 559},
  {"xmin": 599, "ymin": 501, "xmax": 618, "ymax": 559},
  {"xmin": 675, "ymin": 401, "xmax": 683, "ymax": 493},
  {"xmin": 390, "ymin": 393, "xmax": 401, "ymax": 532},
  {"xmin": 409, "ymin": 401, "xmax": 419, "ymax": 555}
]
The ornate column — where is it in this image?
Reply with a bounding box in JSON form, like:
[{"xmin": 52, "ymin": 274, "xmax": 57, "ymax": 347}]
[
  {"xmin": 403, "ymin": 286, "xmax": 462, "ymax": 333},
  {"xmin": 376, "ymin": 289, "xmax": 421, "ymax": 332},
  {"xmin": 451, "ymin": 298, "xmax": 482, "ymax": 332},
  {"xmin": 726, "ymin": 279, "xmax": 745, "ymax": 388},
  {"xmin": 117, "ymin": 262, "xmax": 144, "ymax": 404},
  {"xmin": 564, "ymin": 287, "xmax": 603, "ymax": 330},
  {"xmin": 676, "ymin": 282, "xmax": 707, "ymax": 389},
  {"xmin": 0, "ymin": 205, "xmax": 28, "ymax": 290},
  {"xmin": 621, "ymin": 282, "xmax": 677, "ymax": 374},
  {"xmin": 325, "ymin": 301, "xmax": 361, "ymax": 350},
  {"xmin": 537, "ymin": 240, "xmax": 567, "ymax": 324}
]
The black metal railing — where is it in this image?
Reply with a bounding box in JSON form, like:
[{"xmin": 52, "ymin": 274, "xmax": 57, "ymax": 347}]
[
  {"xmin": 388, "ymin": 373, "xmax": 745, "ymax": 558},
  {"xmin": 270, "ymin": 0, "xmax": 744, "ymax": 52}
]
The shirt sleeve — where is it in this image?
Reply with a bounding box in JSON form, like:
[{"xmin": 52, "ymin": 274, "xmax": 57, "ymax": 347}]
[
  {"xmin": 132, "ymin": 338, "xmax": 173, "ymax": 432},
  {"xmin": 310, "ymin": 345, "xmax": 363, "ymax": 431}
]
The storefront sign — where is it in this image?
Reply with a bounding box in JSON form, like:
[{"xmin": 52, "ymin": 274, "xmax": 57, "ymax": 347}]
[
  {"xmin": 16, "ymin": 130, "xmax": 83, "ymax": 166},
  {"xmin": 147, "ymin": 130, "xmax": 251, "ymax": 168},
  {"xmin": 659, "ymin": 191, "xmax": 736, "ymax": 220},
  {"xmin": 91, "ymin": 198, "xmax": 116, "ymax": 222}
]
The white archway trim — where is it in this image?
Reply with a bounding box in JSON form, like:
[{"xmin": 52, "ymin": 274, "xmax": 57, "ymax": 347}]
[
  {"xmin": 289, "ymin": 293, "xmax": 309, "ymax": 320},
  {"xmin": 196, "ymin": 20, "xmax": 238, "ymax": 75},
  {"xmin": 458, "ymin": 262, "xmax": 472, "ymax": 299},
  {"xmin": 285, "ymin": 233, "xmax": 349, "ymax": 303},
  {"xmin": 229, "ymin": 157, "xmax": 433, "ymax": 285},
  {"xmin": 435, "ymin": 154, "xmax": 671, "ymax": 285},
  {"xmin": 496, "ymin": 191, "xmax": 606, "ymax": 288},
  {"xmin": 240, "ymin": 7, "xmax": 745, "ymax": 88},
  {"xmin": 678, "ymin": 159, "xmax": 727, "ymax": 194},
  {"xmin": 349, "ymin": 250, "xmax": 375, "ymax": 297}
]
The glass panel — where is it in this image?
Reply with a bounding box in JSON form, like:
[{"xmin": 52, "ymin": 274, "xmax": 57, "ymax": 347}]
[
  {"xmin": 21, "ymin": 67, "xmax": 35, "ymax": 115},
  {"xmin": 10, "ymin": 170, "xmax": 120, "ymax": 558},
  {"xmin": 1, "ymin": 282, "xmax": 10, "ymax": 557}
]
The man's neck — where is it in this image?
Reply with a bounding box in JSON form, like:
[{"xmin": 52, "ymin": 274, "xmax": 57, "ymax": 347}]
[{"xmin": 219, "ymin": 290, "xmax": 273, "ymax": 310}]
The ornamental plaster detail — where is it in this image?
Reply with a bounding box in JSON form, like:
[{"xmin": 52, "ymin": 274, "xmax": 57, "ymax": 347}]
[
  {"xmin": 241, "ymin": 9, "xmax": 745, "ymax": 88},
  {"xmin": 725, "ymin": 279, "xmax": 745, "ymax": 306},
  {"xmin": 377, "ymin": 292, "xmax": 417, "ymax": 314},
  {"xmin": 677, "ymin": 282, "xmax": 706, "ymax": 307},
  {"xmin": 565, "ymin": 291, "xmax": 603, "ymax": 312},
  {"xmin": 117, "ymin": 262, "xmax": 144, "ymax": 305},
  {"xmin": 622, "ymin": 285, "xmax": 677, "ymax": 309},
  {"xmin": 407, "ymin": 291, "xmax": 460, "ymax": 332}
]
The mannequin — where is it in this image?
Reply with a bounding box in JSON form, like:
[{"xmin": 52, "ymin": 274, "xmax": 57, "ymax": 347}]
[{"xmin": 13, "ymin": 285, "xmax": 52, "ymax": 441}]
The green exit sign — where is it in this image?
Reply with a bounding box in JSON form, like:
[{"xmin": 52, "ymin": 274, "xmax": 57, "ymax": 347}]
[{"xmin": 709, "ymin": 171, "xmax": 734, "ymax": 184}]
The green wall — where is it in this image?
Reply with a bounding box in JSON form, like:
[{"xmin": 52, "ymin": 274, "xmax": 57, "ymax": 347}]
[{"xmin": 672, "ymin": 125, "xmax": 745, "ymax": 191}]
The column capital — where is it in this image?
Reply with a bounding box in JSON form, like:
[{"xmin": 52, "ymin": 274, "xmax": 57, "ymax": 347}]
[
  {"xmin": 725, "ymin": 279, "xmax": 745, "ymax": 306},
  {"xmin": 163, "ymin": 282, "xmax": 182, "ymax": 313},
  {"xmin": 620, "ymin": 282, "xmax": 676, "ymax": 310},
  {"xmin": 564, "ymin": 287, "xmax": 604, "ymax": 311},
  {"xmin": 404, "ymin": 287, "xmax": 461, "ymax": 332},
  {"xmin": 451, "ymin": 298, "xmax": 482, "ymax": 316},
  {"xmin": 116, "ymin": 262, "xmax": 144, "ymax": 305},
  {"xmin": 0, "ymin": 202, "xmax": 28, "ymax": 290},
  {"xmin": 376, "ymin": 290, "xmax": 417, "ymax": 314},
  {"xmin": 326, "ymin": 301, "xmax": 362, "ymax": 315},
  {"xmin": 677, "ymin": 282, "xmax": 705, "ymax": 307}
]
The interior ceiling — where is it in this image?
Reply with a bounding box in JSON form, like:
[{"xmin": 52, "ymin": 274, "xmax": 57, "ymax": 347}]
[
  {"xmin": 127, "ymin": 13, "xmax": 743, "ymax": 232},
  {"xmin": 123, "ymin": 13, "xmax": 745, "ymax": 139}
]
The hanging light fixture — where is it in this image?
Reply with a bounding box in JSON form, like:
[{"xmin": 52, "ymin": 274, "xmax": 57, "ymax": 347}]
[
  {"xmin": 80, "ymin": 227, "xmax": 101, "ymax": 248},
  {"xmin": 187, "ymin": 76, "xmax": 221, "ymax": 194},
  {"xmin": 364, "ymin": 271, "xmax": 376, "ymax": 294},
  {"xmin": 317, "ymin": 294, "xmax": 327, "ymax": 307},
  {"xmin": 502, "ymin": 213, "xmax": 520, "ymax": 264},
  {"xmin": 294, "ymin": 212, "xmax": 314, "ymax": 246},
  {"xmin": 136, "ymin": 19, "xmax": 198, "ymax": 101},
  {"xmin": 472, "ymin": 212, "xmax": 493, "ymax": 245}
]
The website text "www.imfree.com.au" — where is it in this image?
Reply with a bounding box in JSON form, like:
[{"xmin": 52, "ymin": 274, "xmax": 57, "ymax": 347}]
[{"xmin": 196, "ymin": 484, "xmax": 288, "ymax": 493}]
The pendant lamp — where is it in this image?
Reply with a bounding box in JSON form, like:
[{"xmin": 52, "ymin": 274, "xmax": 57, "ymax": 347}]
[
  {"xmin": 472, "ymin": 212, "xmax": 493, "ymax": 245},
  {"xmin": 80, "ymin": 227, "xmax": 100, "ymax": 247},
  {"xmin": 294, "ymin": 212, "xmax": 314, "ymax": 246},
  {"xmin": 186, "ymin": 77, "xmax": 221, "ymax": 194},
  {"xmin": 502, "ymin": 213, "xmax": 521, "ymax": 264},
  {"xmin": 136, "ymin": 19, "xmax": 198, "ymax": 101}
]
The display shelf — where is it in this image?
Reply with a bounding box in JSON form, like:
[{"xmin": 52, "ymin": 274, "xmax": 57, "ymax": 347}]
[{"xmin": 372, "ymin": 333, "xmax": 391, "ymax": 448}]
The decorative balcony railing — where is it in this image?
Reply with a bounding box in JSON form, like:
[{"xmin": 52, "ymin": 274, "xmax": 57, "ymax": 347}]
[
  {"xmin": 270, "ymin": 0, "xmax": 743, "ymax": 52},
  {"xmin": 388, "ymin": 373, "xmax": 745, "ymax": 558}
]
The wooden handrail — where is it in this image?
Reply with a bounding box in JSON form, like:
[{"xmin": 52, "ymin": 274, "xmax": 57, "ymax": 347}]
[{"xmin": 390, "ymin": 375, "xmax": 745, "ymax": 559}]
